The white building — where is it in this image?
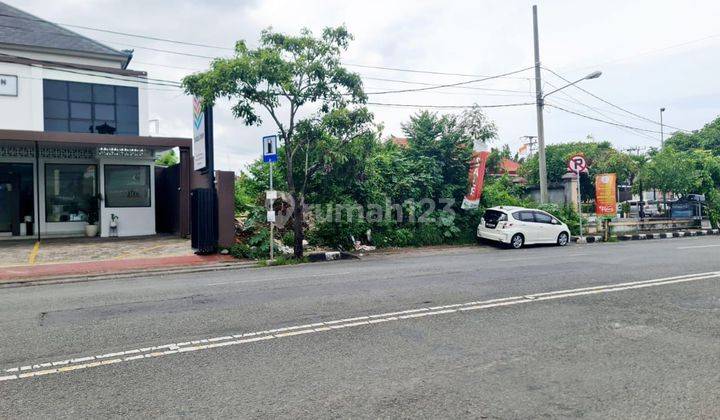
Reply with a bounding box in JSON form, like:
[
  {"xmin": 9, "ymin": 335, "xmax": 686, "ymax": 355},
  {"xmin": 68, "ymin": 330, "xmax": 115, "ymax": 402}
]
[{"xmin": 0, "ymin": 2, "xmax": 192, "ymax": 239}]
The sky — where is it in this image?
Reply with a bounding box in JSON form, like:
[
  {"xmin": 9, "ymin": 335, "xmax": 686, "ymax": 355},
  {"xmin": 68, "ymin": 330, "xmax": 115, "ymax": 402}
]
[{"xmin": 11, "ymin": 0, "xmax": 720, "ymax": 173}]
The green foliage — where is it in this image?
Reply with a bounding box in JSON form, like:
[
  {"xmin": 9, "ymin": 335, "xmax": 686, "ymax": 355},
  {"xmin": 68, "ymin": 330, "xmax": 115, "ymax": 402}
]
[
  {"xmin": 183, "ymin": 26, "xmax": 368, "ymax": 257},
  {"xmin": 519, "ymin": 139, "xmax": 638, "ymax": 200},
  {"xmin": 665, "ymin": 116, "xmax": 720, "ymax": 155},
  {"xmin": 536, "ymin": 203, "xmax": 583, "ymax": 236},
  {"xmin": 155, "ymin": 149, "xmax": 179, "ymax": 166}
]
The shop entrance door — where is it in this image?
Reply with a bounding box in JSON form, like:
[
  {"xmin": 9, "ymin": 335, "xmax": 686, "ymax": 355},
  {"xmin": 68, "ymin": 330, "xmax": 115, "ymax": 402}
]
[{"xmin": 0, "ymin": 163, "xmax": 34, "ymax": 237}]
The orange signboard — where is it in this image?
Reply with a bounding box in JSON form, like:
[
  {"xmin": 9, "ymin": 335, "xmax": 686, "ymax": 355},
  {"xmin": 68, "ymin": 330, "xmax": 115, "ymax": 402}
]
[{"xmin": 595, "ymin": 173, "xmax": 617, "ymax": 216}]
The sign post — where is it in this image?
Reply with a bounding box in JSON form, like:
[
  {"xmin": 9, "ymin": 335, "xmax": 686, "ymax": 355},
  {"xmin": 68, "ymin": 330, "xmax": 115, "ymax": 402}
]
[
  {"xmin": 263, "ymin": 135, "xmax": 278, "ymax": 261},
  {"xmin": 567, "ymin": 155, "xmax": 588, "ymax": 240}
]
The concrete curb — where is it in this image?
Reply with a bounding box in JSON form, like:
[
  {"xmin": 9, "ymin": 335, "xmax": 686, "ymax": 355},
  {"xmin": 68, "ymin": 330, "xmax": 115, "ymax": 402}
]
[{"xmin": 572, "ymin": 229, "xmax": 719, "ymax": 244}]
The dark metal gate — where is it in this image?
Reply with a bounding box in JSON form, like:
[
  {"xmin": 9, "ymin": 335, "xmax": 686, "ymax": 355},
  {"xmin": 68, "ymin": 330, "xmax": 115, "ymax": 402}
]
[{"xmin": 155, "ymin": 165, "xmax": 180, "ymax": 234}]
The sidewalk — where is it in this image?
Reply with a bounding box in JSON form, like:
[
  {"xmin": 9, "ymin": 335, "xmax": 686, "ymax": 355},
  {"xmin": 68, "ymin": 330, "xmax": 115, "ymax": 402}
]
[
  {"xmin": 0, "ymin": 235, "xmax": 244, "ymax": 284},
  {"xmin": 0, "ymin": 253, "xmax": 243, "ymax": 284}
]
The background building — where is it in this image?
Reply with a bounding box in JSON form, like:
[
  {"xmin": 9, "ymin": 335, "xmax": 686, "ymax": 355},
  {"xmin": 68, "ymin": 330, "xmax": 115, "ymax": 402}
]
[{"xmin": 0, "ymin": 1, "xmax": 191, "ymax": 239}]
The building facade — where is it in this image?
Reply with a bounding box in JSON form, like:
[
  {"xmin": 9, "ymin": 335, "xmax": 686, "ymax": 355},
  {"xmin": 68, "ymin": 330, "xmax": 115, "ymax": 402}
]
[{"xmin": 0, "ymin": 1, "xmax": 191, "ymax": 239}]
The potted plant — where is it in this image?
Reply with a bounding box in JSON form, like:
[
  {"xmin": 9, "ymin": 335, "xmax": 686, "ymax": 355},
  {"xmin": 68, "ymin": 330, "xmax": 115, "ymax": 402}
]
[{"xmin": 84, "ymin": 194, "xmax": 102, "ymax": 237}]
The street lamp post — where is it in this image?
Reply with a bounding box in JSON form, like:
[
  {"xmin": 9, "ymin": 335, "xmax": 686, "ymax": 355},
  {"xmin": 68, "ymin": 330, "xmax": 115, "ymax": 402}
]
[
  {"xmin": 660, "ymin": 107, "xmax": 666, "ymax": 147},
  {"xmin": 532, "ymin": 5, "xmax": 602, "ymax": 203}
]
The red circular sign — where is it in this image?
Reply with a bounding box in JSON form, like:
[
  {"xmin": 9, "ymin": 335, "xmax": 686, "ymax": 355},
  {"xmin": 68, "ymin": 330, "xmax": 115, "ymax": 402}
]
[{"xmin": 567, "ymin": 155, "xmax": 587, "ymax": 173}]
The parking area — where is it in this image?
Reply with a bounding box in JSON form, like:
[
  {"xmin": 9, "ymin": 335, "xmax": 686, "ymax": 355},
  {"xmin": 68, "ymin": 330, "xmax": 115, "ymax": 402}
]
[{"xmin": 0, "ymin": 235, "xmax": 193, "ymax": 267}]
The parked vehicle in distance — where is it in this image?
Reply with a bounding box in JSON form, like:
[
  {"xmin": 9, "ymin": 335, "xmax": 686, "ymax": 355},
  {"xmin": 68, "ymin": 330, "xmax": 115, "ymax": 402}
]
[
  {"xmin": 477, "ymin": 206, "xmax": 570, "ymax": 249},
  {"xmin": 617, "ymin": 200, "xmax": 661, "ymax": 217}
]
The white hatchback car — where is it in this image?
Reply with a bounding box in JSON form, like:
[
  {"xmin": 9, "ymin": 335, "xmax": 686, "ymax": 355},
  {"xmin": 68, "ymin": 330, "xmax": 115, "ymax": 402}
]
[{"xmin": 477, "ymin": 206, "xmax": 570, "ymax": 249}]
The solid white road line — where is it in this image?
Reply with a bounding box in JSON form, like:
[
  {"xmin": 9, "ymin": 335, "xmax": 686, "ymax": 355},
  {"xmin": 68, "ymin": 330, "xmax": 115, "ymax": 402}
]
[
  {"xmin": 677, "ymin": 244, "xmax": 720, "ymax": 250},
  {"xmin": 2, "ymin": 270, "xmax": 719, "ymax": 383}
]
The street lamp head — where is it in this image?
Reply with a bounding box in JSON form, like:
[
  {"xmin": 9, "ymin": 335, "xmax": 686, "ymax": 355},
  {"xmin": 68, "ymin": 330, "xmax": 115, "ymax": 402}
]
[
  {"xmin": 660, "ymin": 107, "xmax": 666, "ymax": 112},
  {"xmin": 584, "ymin": 71, "xmax": 602, "ymax": 80}
]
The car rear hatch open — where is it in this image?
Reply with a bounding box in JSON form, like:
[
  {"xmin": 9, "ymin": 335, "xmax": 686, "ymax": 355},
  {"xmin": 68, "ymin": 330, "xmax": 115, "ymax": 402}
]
[{"xmin": 482, "ymin": 210, "xmax": 507, "ymax": 229}]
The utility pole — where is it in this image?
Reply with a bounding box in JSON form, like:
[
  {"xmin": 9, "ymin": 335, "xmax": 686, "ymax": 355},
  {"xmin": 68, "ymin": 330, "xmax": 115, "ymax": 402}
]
[{"xmin": 532, "ymin": 5, "xmax": 548, "ymax": 203}]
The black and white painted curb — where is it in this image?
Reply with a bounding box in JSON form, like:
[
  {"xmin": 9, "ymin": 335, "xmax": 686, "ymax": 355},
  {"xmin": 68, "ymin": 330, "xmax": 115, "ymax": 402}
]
[
  {"xmin": 617, "ymin": 229, "xmax": 720, "ymax": 241},
  {"xmin": 307, "ymin": 251, "xmax": 359, "ymax": 262},
  {"xmin": 573, "ymin": 229, "xmax": 719, "ymax": 244}
]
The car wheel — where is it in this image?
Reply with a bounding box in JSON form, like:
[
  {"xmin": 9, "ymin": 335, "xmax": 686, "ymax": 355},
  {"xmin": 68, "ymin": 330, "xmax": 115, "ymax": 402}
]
[
  {"xmin": 510, "ymin": 233, "xmax": 524, "ymax": 249},
  {"xmin": 557, "ymin": 232, "xmax": 569, "ymax": 246}
]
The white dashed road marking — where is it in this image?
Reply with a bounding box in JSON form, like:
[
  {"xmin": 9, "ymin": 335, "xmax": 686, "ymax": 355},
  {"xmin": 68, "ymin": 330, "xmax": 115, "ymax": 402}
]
[{"xmin": 2, "ymin": 270, "xmax": 719, "ymax": 382}]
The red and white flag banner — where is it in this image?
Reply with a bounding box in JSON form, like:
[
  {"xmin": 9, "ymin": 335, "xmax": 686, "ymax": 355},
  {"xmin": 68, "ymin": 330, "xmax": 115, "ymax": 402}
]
[{"xmin": 461, "ymin": 140, "xmax": 490, "ymax": 210}]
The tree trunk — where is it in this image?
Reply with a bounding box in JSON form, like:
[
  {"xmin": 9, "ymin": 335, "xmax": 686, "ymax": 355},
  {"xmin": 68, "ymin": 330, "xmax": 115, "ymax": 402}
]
[{"xmin": 292, "ymin": 192, "xmax": 304, "ymax": 258}]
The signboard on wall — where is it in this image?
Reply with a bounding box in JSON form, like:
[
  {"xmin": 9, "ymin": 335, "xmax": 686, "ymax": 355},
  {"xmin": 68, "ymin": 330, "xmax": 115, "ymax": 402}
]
[
  {"xmin": 192, "ymin": 96, "xmax": 207, "ymax": 171},
  {"xmin": 0, "ymin": 75, "xmax": 18, "ymax": 96},
  {"xmin": 595, "ymin": 173, "xmax": 617, "ymax": 216}
]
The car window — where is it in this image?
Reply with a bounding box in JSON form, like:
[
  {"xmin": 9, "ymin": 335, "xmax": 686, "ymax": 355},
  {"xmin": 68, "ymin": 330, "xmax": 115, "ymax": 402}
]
[
  {"xmin": 533, "ymin": 211, "xmax": 553, "ymax": 224},
  {"xmin": 514, "ymin": 211, "xmax": 534, "ymax": 222},
  {"xmin": 483, "ymin": 210, "xmax": 507, "ymax": 222}
]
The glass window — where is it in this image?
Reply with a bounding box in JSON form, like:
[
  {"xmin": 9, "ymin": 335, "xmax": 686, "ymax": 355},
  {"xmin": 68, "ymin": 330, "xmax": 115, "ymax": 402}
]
[
  {"xmin": 116, "ymin": 105, "xmax": 139, "ymax": 123},
  {"xmin": 514, "ymin": 211, "xmax": 535, "ymax": 222},
  {"xmin": 116, "ymin": 122, "xmax": 139, "ymax": 136},
  {"xmin": 44, "ymin": 119, "xmax": 68, "ymax": 132},
  {"xmin": 43, "ymin": 80, "xmax": 67, "ymax": 100},
  {"xmin": 45, "ymin": 164, "xmax": 97, "ymax": 222},
  {"xmin": 116, "ymin": 86, "xmax": 138, "ymax": 105},
  {"xmin": 68, "ymin": 82, "xmax": 92, "ymax": 102},
  {"xmin": 70, "ymin": 120, "xmax": 93, "ymax": 133},
  {"xmin": 94, "ymin": 121, "xmax": 117, "ymax": 135},
  {"xmin": 43, "ymin": 80, "xmax": 138, "ymax": 135},
  {"xmin": 43, "ymin": 100, "xmax": 68, "ymax": 119},
  {"xmin": 94, "ymin": 104, "xmax": 115, "ymax": 120},
  {"xmin": 104, "ymin": 165, "xmax": 151, "ymax": 207},
  {"xmin": 70, "ymin": 102, "xmax": 91, "ymax": 119},
  {"xmin": 93, "ymin": 84, "xmax": 115, "ymax": 103},
  {"xmin": 533, "ymin": 211, "xmax": 553, "ymax": 224}
]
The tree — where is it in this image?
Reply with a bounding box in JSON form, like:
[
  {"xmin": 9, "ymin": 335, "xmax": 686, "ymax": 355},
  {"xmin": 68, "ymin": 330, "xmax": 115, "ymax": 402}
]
[
  {"xmin": 519, "ymin": 139, "xmax": 638, "ymax": 200},
  {"xmin": 665, "ymin": 116, "xmax": 720, "ymax": 155},
  {"xmin": 183, "ymin": 26, "xmax": 366, "ymax": 258},
  {"xmin": 640, "ymin": 147, "xmax": 697, "ymax": 198},
  {"xmin": 155, "ymin": 149, "xmax": 179, "ymax": 166}
]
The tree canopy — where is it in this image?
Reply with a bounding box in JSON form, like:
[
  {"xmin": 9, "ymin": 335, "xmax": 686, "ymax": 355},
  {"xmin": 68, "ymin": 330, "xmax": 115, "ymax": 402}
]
[{"xmin": 182, "ymin": 26, "xmax": 368, "ymax": 257}]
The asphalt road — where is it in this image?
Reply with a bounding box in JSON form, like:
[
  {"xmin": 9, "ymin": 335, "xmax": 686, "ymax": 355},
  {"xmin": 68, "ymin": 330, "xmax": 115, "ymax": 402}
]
[{"xmin": 1, "ymin": 236, "xmax": 719, "ymax": 418}]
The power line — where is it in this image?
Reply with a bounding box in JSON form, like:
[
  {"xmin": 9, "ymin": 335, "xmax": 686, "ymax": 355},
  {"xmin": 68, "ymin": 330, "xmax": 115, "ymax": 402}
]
[
  {"xmin": 362, "ymin": 76, "xmax": 531, "ymax": 94},
  {"xmin": 366, "ymin": 102, "xmax": 535, "ymax": 109},
  {"xmin": 366, "ymin": 66, "xmax": 535, "ymax": 95},
  {"xmin": 544, "ymin": 80, "xmax": 659, "ymax": 142},
  {"xmin": 0, "ymin": 53, "xmax": 183, "ymax": 88},
  {"xmin": 563, "ymin": 32, "xmax": 720, "ymax": 73},
  {"xmin": 343, "ymin": 62, "xmax": 534, "ymax": 80},
  {"xmin": 542, "ymin": 67, "xmax": 691, "ymax": 133},
  {"xmin": 545, "ymin": 103, "xmax": 662, "ymax": 134},
  {"xmin": 0, "ymin": 11, "xmax": 538, "ymax": 83},
  {"xmin": 0, "ymin": 12, "xmax": 234, "ymax": 50}
]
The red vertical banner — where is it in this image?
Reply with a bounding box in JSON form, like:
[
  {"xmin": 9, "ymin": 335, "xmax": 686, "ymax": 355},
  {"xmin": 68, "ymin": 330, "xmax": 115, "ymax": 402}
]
[
  {"xmin": 461, "ymin": 149, "xmax": 490, "ymax": 210},
  {"xmin": 595, "ymin": 173, "xmax": 617, "ymax": 216}
]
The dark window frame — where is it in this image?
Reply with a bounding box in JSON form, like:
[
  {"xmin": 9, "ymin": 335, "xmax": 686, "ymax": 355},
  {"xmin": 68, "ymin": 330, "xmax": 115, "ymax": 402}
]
[
  {"xmin": 44, "ymin": 163, "xmax": 98, "ymax": 223},
  {"xmin": 42, "ymin": 80, "xmax": 139, "ymax": 135},
  {"xmin": 103, "ymin": 164, "xmax": 152, "ymax": 208}
]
